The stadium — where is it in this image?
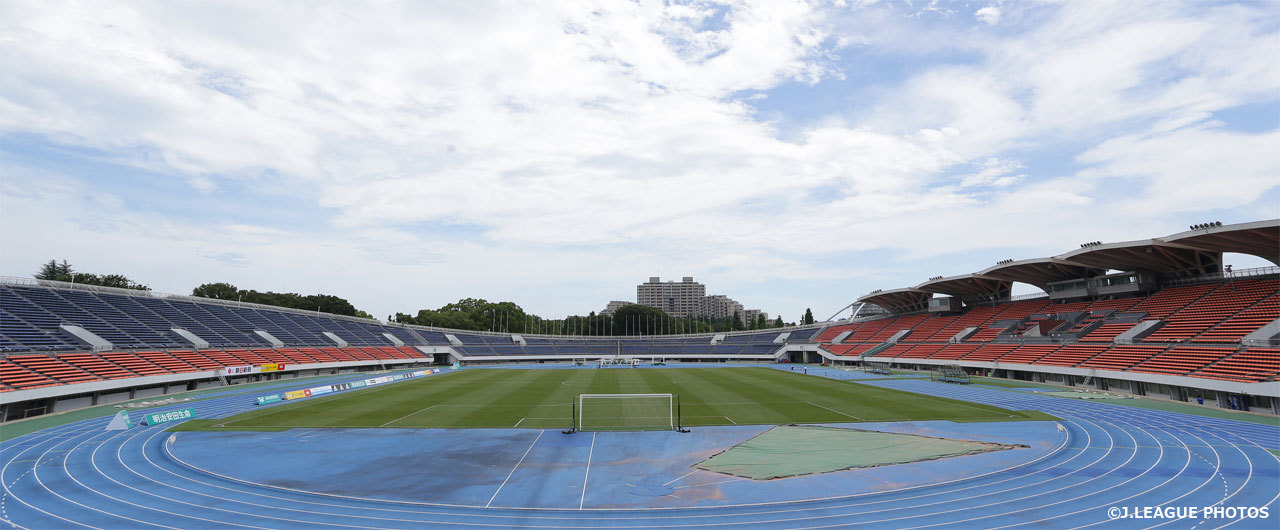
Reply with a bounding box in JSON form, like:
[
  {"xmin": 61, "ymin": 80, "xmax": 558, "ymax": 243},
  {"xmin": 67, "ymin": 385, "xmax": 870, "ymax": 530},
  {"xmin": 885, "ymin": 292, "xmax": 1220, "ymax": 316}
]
[
  {"xmin": 4, "ymin": 2, "xmax": 1280, "ymax": 528},
  {"xmin": 1, "ymin": 220, "xmax": 1277, "ymax": 528}
]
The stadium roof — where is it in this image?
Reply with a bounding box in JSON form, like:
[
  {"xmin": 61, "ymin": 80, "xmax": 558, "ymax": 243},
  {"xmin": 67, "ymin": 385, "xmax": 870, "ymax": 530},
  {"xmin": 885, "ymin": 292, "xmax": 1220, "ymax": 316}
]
[
  {"xmin": 857, "ymin": 219, "xmax": 1278, "ymax": 309},
  {"xmin": 855, "ymin": 288, "xmax": 932, "ymax": 313},
  {"xmin": 1054, "ymin": 239, "xmax": 1220, "ymax": 277},
  {"xmin": 977, "ymin": 258, "xmax": 1105, "ymax": 289},
  {"xmin": 914, "ymin": 274, "xmax": 1011, "ymax": 302},
  {"xmin": 1161, "ymin": 219, "xmax": 1280, "ymax": 266}
]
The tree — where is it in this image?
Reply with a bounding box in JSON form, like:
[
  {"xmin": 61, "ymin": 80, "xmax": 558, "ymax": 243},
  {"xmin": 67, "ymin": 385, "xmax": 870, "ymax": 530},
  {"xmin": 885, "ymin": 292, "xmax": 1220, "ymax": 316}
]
[
  {"xmin": 773, "ymin": 316, "xmax": 785, "ymax": 328},
  {"xmin": 36, "ymin": 259, "xmax": 73, "ymax": 280},
  {"xmin": 34, "ymin": 259, "xmax": 148, "ymax": 290},
  {"xmin": 755, "ymin": 314, "xmax": 766, "ymax": 329},
  {"xmin": 803, "ymin": 308, "xmax": 815, "ymax": 325},
  {"xmin": 192, "ymin": 282, "xmax": 240, "ymax": 300},
  {"xmin": 609, "ymin": 304, "xmax": 671, "ymax": 335}
]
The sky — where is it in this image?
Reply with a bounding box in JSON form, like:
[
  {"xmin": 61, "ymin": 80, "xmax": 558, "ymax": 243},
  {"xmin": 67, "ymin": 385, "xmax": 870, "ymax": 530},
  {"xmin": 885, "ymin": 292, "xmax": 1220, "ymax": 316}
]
[{"xmin": 1, "ymin": 0, "xmax": 1277, "ymax": 323}]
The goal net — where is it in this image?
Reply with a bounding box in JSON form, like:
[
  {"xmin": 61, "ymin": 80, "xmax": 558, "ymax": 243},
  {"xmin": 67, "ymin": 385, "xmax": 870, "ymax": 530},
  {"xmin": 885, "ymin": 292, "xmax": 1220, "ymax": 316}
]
[{"xmin": 575, "ymin": 393, "xmax": 677, "ymax": 432}]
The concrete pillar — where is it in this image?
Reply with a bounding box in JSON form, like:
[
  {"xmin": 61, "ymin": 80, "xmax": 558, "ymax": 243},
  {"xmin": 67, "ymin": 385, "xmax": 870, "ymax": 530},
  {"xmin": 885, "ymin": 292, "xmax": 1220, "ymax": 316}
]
[
  {"xmin": 1270, "ymin": 396, "xmax": 1279, "ymax": 415},
  {"xmin": 1216, "ymin": 391, "xmax": 1231, "ymax": 409},
  {"xmin": 1095, "ymin": 379, "xmax": 1108, "ymax": 391},
  {"xmin": 1132, "ymin": 382, "xmax": 1146, "ymax": 396}
]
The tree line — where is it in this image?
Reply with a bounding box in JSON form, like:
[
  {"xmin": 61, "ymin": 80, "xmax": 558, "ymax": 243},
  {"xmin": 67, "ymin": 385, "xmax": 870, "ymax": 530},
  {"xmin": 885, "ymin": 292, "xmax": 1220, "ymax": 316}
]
[
  {"xmin": 394, "ymin": 298, "xmax": 800, "ymax": 335},
  {"xmin": 35, "ymin": 259, "xmax": 150, "ymax": 290},
  {"xmin": 190, "ymin": 282, "xmax": 374, "ymax": 319}
]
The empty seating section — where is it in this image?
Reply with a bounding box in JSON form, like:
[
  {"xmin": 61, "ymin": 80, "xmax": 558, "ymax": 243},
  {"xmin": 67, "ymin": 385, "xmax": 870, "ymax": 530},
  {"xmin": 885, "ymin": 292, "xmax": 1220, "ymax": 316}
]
[
  {"xmin": 277, "ymin": 348, "xmax": 317, "ymax": 364},
  {"xmin": 1194, "ymin": 291, "xmax": 1279, "ymax": 343},
  {"xmin": 137, "ymin": 351, "xmax": 198, "ymax": 373},
  {"xmin": 1080, "ymin": 323, "xmax": 1135, "ymax": 342},
  {"xmin": 1080, "ymin": 346, "xmax": 1166, "ymax": 372},
  {"xmin": 1127, "ymin": 283, "xmax": 1218, "ymax": 319},
  {"xmin": 826, "ymin": 344, "xmax": 876, "ymax": 356},
  {"xmin": 867, "ymin": 315, "xmax": 929, "ymax": 342},
  {"xmin": 845, "ymin": 319, "xmax": 897, "ymax": 342},
  {"xmin": 57, "ymin": 353, "xmax": 134, "ymax": 379},
  {"xmin": 101, "ymin": 352, "xmax": 168, "ymax": 376},
  {"xmin": 171, "ymin": 350, "xmax": 220, "ymax": 370},
  {"xmin": 321, "ymin": 347, "xmax": 356, "ymax": 361},
  {"xmin": 1194, "ymin": 349, "xmax": 1280, "ymax": 383},
  {"xmin": 926, "ymin": 302, "xmax": 1041, "ymax": 342},
  {"xmin": 1034, "ymin": 344, "xmax": 1109, "ymax": 367},
  {"xmin": 965, "ymin": 323, "xmax": 1012, "ymax": 342},
  {"xmin": 1064, "ymin": 312, "xmax": 1107, "ymax": 334},
  {"xmin": 930, "ymin": 343, "xmax": 979, "ymax": 360},
  {"xmin": 870, "ymin": 343, "xmax": 917, "ymax": 358},
  {"xmin": 1132, "ymin": 346, "xmax": 1235, "ymax": 376},
  {"xmin": 1, "ymin": 288, "xmax": 80, "ymax": 350},
  {"xmin": 816, "ymin": 323, "xmax": 859, "ymax": 342},
  {"xmin": 1143, "ymin": 279, "xmax": 1277, "ymax": 343},
  {"xmin": 963, "ymin": 343, "xmax": 1017, "ymax": 362},
  {"xmin": 1085, "ymin": 297, "xmax": 1142, "ymax": 312},
  {"xmin": 196, "ymin": 349, "xmax": 247, "ymax": 367},
  {"xmin": 899, "ymin": 344, "xmax": 944, "ymax": 359},
  {"xmin": 8, "ymin": 355, "xmax": 98, "ymax": 384},
  {"xmin": 0, "ymin": 284, "xmax": 441, "ymax": 353},
  {"xmin": 899, "ymin": 315, "xmax": 953, "ymax": 342},
  {"xmin": 251, "ymin": 348, "xmax": 292, "ymax": 364},
  {"xmin": 0, "ymin": 358, "xmax": 59, "ymax": 390},
  {"xmin": 996, "ymin": 345, "xmax": 1059, "ymax": 365}
]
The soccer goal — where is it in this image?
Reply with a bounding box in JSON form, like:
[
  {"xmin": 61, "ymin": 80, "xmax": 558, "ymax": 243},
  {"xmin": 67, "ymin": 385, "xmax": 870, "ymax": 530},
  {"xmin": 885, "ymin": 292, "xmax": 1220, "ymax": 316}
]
[{"xmin": 568, "ymin": 393, "xmax": 685, "ymax": 432}]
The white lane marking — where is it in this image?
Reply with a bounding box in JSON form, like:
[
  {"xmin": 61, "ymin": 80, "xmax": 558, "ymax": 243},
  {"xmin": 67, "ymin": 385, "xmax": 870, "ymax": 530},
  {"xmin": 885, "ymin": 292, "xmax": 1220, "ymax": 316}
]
[
  {"xmin": 579, "ymin": 432, "xmax": 597, "ymax": 510},
  {"xmin": 485, "ymin": 429, "xmax": 544, "ymax": 508}
]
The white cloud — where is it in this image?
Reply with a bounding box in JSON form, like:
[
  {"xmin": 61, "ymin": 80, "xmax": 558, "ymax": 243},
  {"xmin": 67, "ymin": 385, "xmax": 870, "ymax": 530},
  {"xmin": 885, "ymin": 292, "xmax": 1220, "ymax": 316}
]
[
  {"xmin": 1, "ymin": 0, "xmax": 1276, "ymax": 319},
  {"xmin": 975, "ymin": 6, "xmax": 1001, "ymax": 26}
]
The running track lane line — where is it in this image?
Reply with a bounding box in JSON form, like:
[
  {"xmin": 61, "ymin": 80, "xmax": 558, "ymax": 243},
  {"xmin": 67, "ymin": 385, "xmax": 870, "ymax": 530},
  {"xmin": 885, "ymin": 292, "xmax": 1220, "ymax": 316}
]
[
  {"xmin": 579, "ymin": 432, "xmax": 596, "ymax": 510},
  {"xmin": 486, "ymin": 429, "xmax": 544, "ymax": 508}
]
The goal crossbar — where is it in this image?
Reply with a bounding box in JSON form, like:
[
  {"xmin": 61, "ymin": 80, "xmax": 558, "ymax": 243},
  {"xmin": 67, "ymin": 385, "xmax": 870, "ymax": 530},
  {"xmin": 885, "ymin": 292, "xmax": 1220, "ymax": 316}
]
[{"xmin": 575, "ymin": 393, "xmax": 678, "ymax": 432}]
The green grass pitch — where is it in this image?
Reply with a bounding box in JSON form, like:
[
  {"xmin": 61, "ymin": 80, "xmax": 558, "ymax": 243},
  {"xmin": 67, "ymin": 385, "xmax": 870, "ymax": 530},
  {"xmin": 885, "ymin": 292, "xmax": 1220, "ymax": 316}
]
[{"xmin": 177, "ymin": 367, "xmax": 1054, "ymax": 432}]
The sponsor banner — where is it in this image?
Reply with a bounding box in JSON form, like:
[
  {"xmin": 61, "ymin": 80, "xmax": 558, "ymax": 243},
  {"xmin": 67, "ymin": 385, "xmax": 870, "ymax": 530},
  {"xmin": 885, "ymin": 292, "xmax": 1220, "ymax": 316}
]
[
  {"xmin": 350, "ymin": 380, "xmax": 366, "ymax": 388},
  {"xmin": 224, "ymin": 365, "xmax": 257, "ymax": 376},
  {"xmin": 366, "ymin": 375, "xmax": 394, "ymax": 386},
  {"xmin": 260, "ymin": 363, "xmax": 284, "ymax": 372},
  {"xmin": 432, "ymin": 368, "xmax": 440, "ymax": 374},
  {"xmin": 284, "ymin": 390, "xmax": 308, "ymax": 400},
  {"xmin": 412, "ymin": 370, "xmax": 427, "ymax": 377},
  {"xmin": 255, "ymin": 394, "xmax": 282, "ymax": 405},
  {"xmin": 143, "ymin": 408, "xmax": 195, "ymax": 425},
  {"xmin": 331, "ymin": 382, "xmax": 351, "ymax": 392},
  {"xmin": 308, "ymin": 386, "xmax": 333, "ymax": 396}
]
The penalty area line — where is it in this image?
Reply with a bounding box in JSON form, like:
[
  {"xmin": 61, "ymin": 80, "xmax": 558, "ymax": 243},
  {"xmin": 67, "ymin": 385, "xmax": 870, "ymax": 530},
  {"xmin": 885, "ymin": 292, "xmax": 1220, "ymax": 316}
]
[
  {"xmin": 379, "ymin": 404, "xmax": 438, "ymax": 427},
  {"xmin": 806, "ymin": 401, "xmax": 863, "ymax": 420}
]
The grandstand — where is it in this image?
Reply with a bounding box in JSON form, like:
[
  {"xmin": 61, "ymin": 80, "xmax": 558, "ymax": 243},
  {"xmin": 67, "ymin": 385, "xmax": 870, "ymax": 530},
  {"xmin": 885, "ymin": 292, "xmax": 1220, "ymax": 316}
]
[
  {"xmin": 822, "ymin": 219, "xmax": 1280, "ymax": 412},
  {"xmin": 1, "ymin": 220, "xmax": 1277, "ymax": 422}
]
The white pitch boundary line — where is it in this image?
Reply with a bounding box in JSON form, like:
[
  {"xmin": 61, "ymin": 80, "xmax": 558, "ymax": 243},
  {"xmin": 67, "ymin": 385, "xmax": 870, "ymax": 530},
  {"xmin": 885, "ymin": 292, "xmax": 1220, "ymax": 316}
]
[
  {"xmin": 805, "ymin": 401, "xmax": 863, "ymax": 420},
  {"xmin": 579, "ymin": 432, "xmax": 596, "ymax": 511},
  {"xmin": 378, "ymin": 405, "xmax": 437, "ymax": 427},
  {"xmin": 485, "ymin": 429, "xmax": 543, "ymax": 508}
]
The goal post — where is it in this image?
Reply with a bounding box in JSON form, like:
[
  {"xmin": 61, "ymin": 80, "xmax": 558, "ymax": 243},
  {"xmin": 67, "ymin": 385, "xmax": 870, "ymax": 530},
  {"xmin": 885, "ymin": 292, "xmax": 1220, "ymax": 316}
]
[{"xmin": 572, "ymin": 393, "xmax": 682, "ymax": 432}]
